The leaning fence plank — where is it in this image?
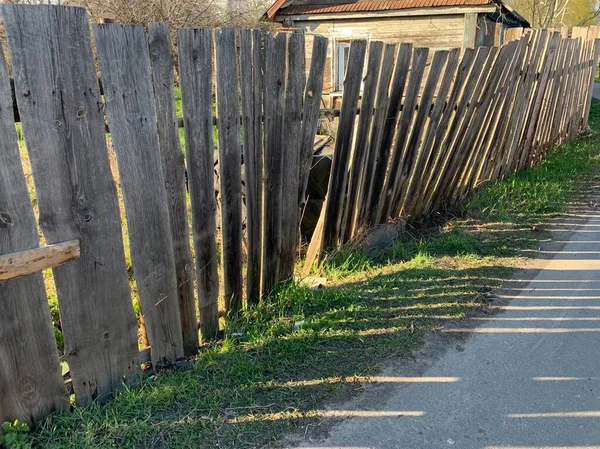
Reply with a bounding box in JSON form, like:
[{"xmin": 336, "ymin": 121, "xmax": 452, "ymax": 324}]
[
  {"xmin": 341, "ymin": 40, "xmax": 384, "ymax": 242},
  {"xmin": 363, "ymin": 43, "xmax": 412, "ymax": 226},
  {"xmin": 379, "ymin": 47, "xmax": 429, "ymax": 221},
  {"xmin": 583, "ymin": 39, "xmax": 600, "ymax": 130},
  {"xmin": 94, "ymin": 23, "xmax": 184, "ymax": 365},
  {"xmin": 0, "ymin": 41, "xmax": 68, "ymax": 425},
  {"xmin": 148, "ymin": 22, "xmax": 198, "ymax": 355},
  {"xmin": 299, "ymin": 36, "xmax": 329, "ymax": 210},
  {"xmin": 359, "ymin": 44, "xmax": 398, "ymax": 226},
  {"xmin": 262, "ymin": 33, "xmax": 287, "ymax": 297},
  {"xmin": 395, "ymin": 49, "xmax": 447, "ymax": 217},
  {"xmin": 403, "ymin": 48, "xmax": 460, "ymax": 216},
  {"xmin": 178, "ymin": 28, "xmax": 220, "ymax": 339},
  {"xmin": 3, "ymin": 4, "xmax": 139, "ymax": 405},
  {"xmin": 215, "ymin": 28, "xmax": 243, "ymax": 312},
  {"xmin": 240, "ymin": 29, "xmax": 263, "ymax": 305},
  {"xmin": 319, "ymin": 39, "xmax": 367, "ymax": 253},
  {"xmin": 280, "ymin": 33, "xmax": 307, "ymax": 281}
]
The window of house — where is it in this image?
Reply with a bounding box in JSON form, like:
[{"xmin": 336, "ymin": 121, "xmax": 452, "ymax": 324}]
[{"xmin": 337, "ymin": 41, "xmax": 351, "ymax": 91}]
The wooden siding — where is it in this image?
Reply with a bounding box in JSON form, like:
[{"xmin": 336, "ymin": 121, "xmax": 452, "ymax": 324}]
[{"xmin": 298, "ymin": 14, "xmax": 466, "ymax": 106}]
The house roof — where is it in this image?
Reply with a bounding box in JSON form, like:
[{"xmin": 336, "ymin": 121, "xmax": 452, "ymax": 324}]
[{"xmin": 265, "ymin": 0, "xmax": 529, "ymax": 27}]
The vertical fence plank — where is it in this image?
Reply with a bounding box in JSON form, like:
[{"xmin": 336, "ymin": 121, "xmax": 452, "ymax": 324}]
[
  {"xmin": 0, "ymin": 42, "xmax": 68, "ymax": 425},
  {"xmin": 215, "ymin": 28, "xmax": 243, "ymax": 312},
  {"xmin": 94, "ymin": 23, "xmax": 184, "ymax": 365},
  {"xmin": 319, "ymin": 39, "xmax": 367, "ymax": 253},
  {"xmin": 262, "ymin": 33, "xmax": 287, "ymax": 296},
  {"xmin": 240, "ymin": 29, "xmax": 263, "ymax": 305},
  {"xmin": 178, "ymin": 28, "xmax": 220, "ymax": 339},
  {"xmin": 3, "ymin": 5, "xmax": 139, "ymax": 404},
  {"xmin": 148, "ymin": 22, "xmax": 198, "ymax": 355},
  {"xmin": 279, "ymin": 32, "xmax": 306, "ymax": 281}
]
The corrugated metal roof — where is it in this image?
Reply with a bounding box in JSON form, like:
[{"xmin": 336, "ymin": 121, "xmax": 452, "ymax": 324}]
[{"xmin": 276, "ymin": 0, "xmax": 493, "ymax": 15}]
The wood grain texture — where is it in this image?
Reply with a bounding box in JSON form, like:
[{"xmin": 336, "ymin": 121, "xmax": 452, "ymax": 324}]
[
  {"xmin": 3, "ymin": 4, "xmax": 139, "ymax": 405},
  {"xmin": 94, "ymin": 23, "xmax": 184, "ymax": 365},
  {"xmin": 280, "ymin": 32, "xmax": 306, "ymax": 281},
  {"xmin": 240, "ymin": 29, "xmax": 264, "ymax": 305},
  {"xmin": 215, "ymin": 28, "xmax": 243, "ymax": 313},
  {"xmin": 148, "ymin": 22, "xmax": 198, "ymax": 355},
  {"xmin": 178, "ymin": 28, "xmax": 220, "ymax": 339},
  {"xmin": 319, "ymin": 39, "xmax": 367, "ymax": 253},
  {"xmin": 0, "ymin": 40, "xmax": 68, "ymax": 425},
  {"xmin": 0, "ymin": 240, "xmax": 80, "ymax": 281},
  {"xmin": 262, "ymin": 33, "xmax": 287, "ymax": 297}
]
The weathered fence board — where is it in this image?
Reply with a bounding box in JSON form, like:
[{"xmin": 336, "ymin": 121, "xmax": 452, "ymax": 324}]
[
  {"xmin": 240, "ymin": 29, "xmax": 264, "ymax": 305},
  {"xmin": 319, "ymin": 39, "xmax": 367, "ymax": 252},
  {"xmin": 341, "ymin": 40, "xmax": 384, "ymax": 242},
  {"xmin": 148, "ymin": 22, "xmax": 198, "ymax": 355},
  {"xmin": 262, "ymin": 33, "xmax": 287, "ymax": 296},
  {"xmin": 215, "ymin": 28, "xmax": 243, "ymax": 313},
  {"xmin": 378, "ymin": 46, "xmax": 429, "ymax": 221},
  {"xmin": 363, "ymin": 43, "xmax": 412, "ymax": 226},
  {"xmin": 178, "ymin": 28, "xmax": 220, "ymax": 339},
  {"xmin": 94, "ymin": 23, "xmax": 184, "ymax": 365},
  {"xmin": 3, "ymin": 4, "xmax": 140, "ymax": 405},
  {"xmin": 299, "ymin": 36, "xmax": 329, "ymax": 210},
  {"xmin": 0, "ymin": 42, "xmax": 68, "ymax": 425},
  {"xmin": 279, "ymin": 32, "xmax": 306, "ymax": 282}
]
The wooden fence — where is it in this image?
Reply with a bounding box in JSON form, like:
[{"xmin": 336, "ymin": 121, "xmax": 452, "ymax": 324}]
[
  {"xmin": 305, "ymin": 29, "xmax": 600, "ymax": 270},
  {"xmin": 1, "ymin": 3, "xmax": 599, "ymax": 429},
  {"xmin": 0, "ymin": 4, "xmax": 326, "ymax": 425}
]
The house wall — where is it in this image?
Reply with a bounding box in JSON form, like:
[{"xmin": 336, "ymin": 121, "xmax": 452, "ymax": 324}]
[{"xmin": 297, "ymin": 14, "xmax": 466, "ymax": 107}]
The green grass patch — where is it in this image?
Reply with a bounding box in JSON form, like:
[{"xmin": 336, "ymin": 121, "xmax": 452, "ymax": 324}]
[{"xmin": 16, "ymin": 101, "xmax": 600, "ymax": 449}]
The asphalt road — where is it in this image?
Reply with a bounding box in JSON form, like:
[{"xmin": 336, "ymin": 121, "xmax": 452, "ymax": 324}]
[{"xmin": 291, "ymin": 199, "xmax": 600, "ymax": 448}]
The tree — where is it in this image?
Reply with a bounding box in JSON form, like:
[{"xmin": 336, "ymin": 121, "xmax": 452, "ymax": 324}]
[{"xmin": 511, "ymin": 0, "xmax": 600, "ymax": 28}]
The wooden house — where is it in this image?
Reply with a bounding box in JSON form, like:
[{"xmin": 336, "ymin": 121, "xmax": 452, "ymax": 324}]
[{"xmin": 263, "ymin": 0, "xmax": 529, "ymax": 107}]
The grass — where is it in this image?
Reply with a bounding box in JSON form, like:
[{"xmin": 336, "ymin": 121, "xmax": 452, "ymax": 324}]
[{"xmin": 13, "ymin": 101, "xmax": 600, "ymax": 449}]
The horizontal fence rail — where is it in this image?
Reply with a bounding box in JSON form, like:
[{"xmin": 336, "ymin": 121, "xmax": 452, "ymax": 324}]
[{"xmin": 0, "ymin": 3, "xmax": 598, "ymax": 429}]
